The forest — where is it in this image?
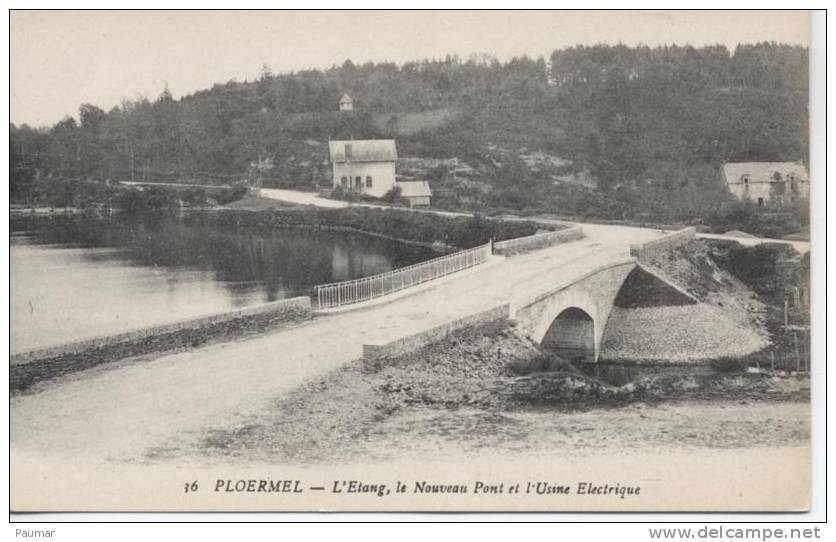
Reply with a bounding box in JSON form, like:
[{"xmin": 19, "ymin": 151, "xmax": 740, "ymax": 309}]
[{"xmin": 9, "ymin": 42, "xmax": 809, "ymax": 235}]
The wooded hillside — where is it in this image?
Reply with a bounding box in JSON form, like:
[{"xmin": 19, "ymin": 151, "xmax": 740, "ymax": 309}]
[{"xmin": 10, "ymin": 43, "xmax": 809, "ymax": 231}]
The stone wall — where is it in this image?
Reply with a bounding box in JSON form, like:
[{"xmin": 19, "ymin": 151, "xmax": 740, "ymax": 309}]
[
  {"xmin": 600, "ymin": 304, "xmax": 769, "ymax": 363},
  {"xmin": 494, "ymin": 225, "xmax": 584, "ymax": 256},
  {"xmin": 11, "ymin": 297, "xmax": 311, "ymax": 392},
  {"xmin": 629, "ymin": 227, "xmax": 696, "ymax": 257},
  {"xmin": 363, "ymin": 304, "xmax": 510, "ymax": 361}
]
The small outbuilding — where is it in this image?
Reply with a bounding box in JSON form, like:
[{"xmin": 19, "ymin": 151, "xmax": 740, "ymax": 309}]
[
  {"xmin": 396, "ymin": 180, "xmax": 433, "ymax": 207},
  {"xmin": 339, "ymin": 93, "xmax": 353, "ymax": 112}
]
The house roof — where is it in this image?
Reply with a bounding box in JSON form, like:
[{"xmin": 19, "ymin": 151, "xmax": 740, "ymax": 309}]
[
  {"xmin": 329, "ymin": 140, "xmax": 397, "ymax": 163},
  {"xmin": 397, "ymin": 180, "xmax": 432, "ymax": 198},
  {"xmin": 722, "ymin": 162, "xmax": 809, "ymax": 185},
  {"xmin": 339, "ymin": 93, "xmax": 353, "ymax": 104}
]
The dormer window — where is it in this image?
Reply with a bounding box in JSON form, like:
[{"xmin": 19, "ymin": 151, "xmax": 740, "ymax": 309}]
[
  {"xmin": 741, "ymin": 174, "xmax": 750, "ymax": 186},
  {"xmin": 344, "ymin": 144, "xmax": 352, "ymax": 161}
]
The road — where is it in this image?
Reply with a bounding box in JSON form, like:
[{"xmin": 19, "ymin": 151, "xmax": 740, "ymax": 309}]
[
  {"xmin": 259, "ymin": 188, "xmax": 350, "ymax": 208},
  {"xmin": 697, "ymin": 232, "xmax": 810, "ymax": 254},
  {"xmin": 11, "ymin": 224, "xmax": 660, "ymax": 469},
  {"xmin": 259, "ymin": 188, "xmax": 810, "ymax": 253}
]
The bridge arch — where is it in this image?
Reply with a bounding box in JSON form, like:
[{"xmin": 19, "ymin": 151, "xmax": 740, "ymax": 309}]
[
  {"xmin": 511, "ymin": 259, "xmax": 636, "ymax": 363},
  {"xmin": 541, "ymin": 307, "xmax": 595, "ymax": 363}
]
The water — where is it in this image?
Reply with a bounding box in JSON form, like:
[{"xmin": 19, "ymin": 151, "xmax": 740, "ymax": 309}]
[{"xmin": 10, "ymin": 213, "xmax": 438, "ymax": 353}]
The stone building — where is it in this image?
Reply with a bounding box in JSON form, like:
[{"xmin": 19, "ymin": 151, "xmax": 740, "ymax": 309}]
[
  {"xmin": 328, "ymin": 139, "xmax": 397, "ymax": 198},
  {"xmin": 721, "ymin": 162, "xmax": 809, "ymax": 207}
]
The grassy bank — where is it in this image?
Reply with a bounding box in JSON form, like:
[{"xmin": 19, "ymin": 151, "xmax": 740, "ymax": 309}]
[{"xmin": 196, "ymin": 206, "xmax": 551, "ymax": 250}]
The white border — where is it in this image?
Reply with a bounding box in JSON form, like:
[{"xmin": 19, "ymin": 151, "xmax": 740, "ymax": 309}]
[{"xmin": 3, "ymin": 4, "xmax": 828, "ymax": 534}]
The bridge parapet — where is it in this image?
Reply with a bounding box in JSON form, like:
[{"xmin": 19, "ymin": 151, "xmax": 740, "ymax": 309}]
[
  {"xmin": 362, "ymin": 304, "xmax": 510, "ymax": 364},
  {"xmin": 629, "ymin": 227, "xmax": 696, "ymax": 258},
  {"xmin": 494, "ymin": 224, "xmax": 584, "ymax": 256}
]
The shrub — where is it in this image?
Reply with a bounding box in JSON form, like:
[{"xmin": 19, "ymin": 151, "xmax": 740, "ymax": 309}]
[
  {"xmin": 215, "ymin": 184, "xmax": 248, "ymax": 205},
  {"xmin": 709, "ymin": 242, "xmax": 796, "ymax": 298},
  {"xmin": 709, "ymin": 356, "xmax": 750, "ymax": 373},
  {"xmin": 381, "ymin": 186, "xmax": 408, "ymax": 206},
  {"xmin": 506, "ymin": 352, "xmax": 573, "ymax": 376}
]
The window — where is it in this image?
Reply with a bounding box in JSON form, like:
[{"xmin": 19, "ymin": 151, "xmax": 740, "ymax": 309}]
[
  {"xmin": 366, "ymin": 176, "xmax": 373, "ymax": 188},
  {"xmin": 741, "ymin": 174, "xmax": 750, "ymax": 185},
  {"xmin": 354, "ymin": 176, "xmax": 361, "ymax": 188},
  {"xmin": 344, "ymin": 144, "xmax": 352, "ymax": 160},
  {"xmin": 757, "ymin": 197, "xmax": 764, "ymax": 207},
  {"xmin": 340, "ymin": 176, "xmax": 348, "ymax": 187},
  {"xmin": 791, "ymin": 181, "xmax": 798, "ymax": 193}
]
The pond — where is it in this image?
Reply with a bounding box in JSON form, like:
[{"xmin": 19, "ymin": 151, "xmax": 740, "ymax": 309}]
[{"xmin": 10, "ymin": 213, "xmax": 438, "ymax": 353}]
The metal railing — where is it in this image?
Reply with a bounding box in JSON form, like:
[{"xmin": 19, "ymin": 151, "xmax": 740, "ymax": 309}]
[
  {"xmin": 493, "ymin": 225, "xmax": 584, "ymax": 255},
  {"xmin": 315, "ymin": 241, "xmax": 492, "ymax": 308}
]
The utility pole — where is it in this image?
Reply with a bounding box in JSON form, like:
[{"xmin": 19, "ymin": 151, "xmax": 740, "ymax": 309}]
[
  {"xmin": 784, "ymin": 297, "xmax": 789, "ymax": 329},
  {"xmin": 794, "ymin": 333, "xmax": 802, "ymax": 373}
]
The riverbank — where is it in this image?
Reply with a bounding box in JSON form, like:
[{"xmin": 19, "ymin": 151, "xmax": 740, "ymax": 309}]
[
  {"xmin": 11, "ymin": 298, "xmax": 312, "ymax": 394},
  {"xmin": 144, "ymin": 320, "xmax": 808, "ymax": 465},
  {"xmin": 204, "ymin": 205, "xmax": 552, "ymax": 251}
]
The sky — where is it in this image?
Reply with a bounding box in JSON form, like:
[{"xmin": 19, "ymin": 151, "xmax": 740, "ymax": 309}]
[{"xmin": 10, "ymin": 10, "xmax": 810, "ymax": 127}]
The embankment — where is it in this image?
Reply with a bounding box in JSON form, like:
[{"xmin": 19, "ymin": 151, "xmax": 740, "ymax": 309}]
[
  {"xmin": 11, "ymin": 297, "xmax": 311, "ymax": 393},
  {"xmin": 185, "ymin": 317, "xmax": 808, "ymax": 465},
  {"xmin": 599, "ymin": 240, "xmax": 771, "ymax": 364},
  {"xmin": 207, "ymin": 206, "xmax": 552, "ymax": 250}
]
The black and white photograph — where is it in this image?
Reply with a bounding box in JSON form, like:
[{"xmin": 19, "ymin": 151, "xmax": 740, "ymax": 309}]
[{"xmin": 7, "ymin": 9, "xmax": 821, "ymax": 516}]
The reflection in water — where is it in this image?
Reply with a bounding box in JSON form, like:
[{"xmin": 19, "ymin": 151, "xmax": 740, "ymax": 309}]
[{"xmin": 11, "ymin": 214, "xmax": 437, "ymax": 352}]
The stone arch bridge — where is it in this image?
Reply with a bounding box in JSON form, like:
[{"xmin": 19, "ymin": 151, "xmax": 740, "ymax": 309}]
[{"xmin": 510, "ymin": 258, "xmax": 637, "ymax": 363}]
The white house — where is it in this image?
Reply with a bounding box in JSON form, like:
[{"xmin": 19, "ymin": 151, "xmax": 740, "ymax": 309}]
[
  {"xmin": 722, "ymin": 162, "xmax": 809, "ymax": 207},
  {"xmin": 339, "ymin": 93, "xmax": 353, "ymax": 112},
  {"xmin": 328, "ymin": 139, "xmax": 397, "ymax": 198}
]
